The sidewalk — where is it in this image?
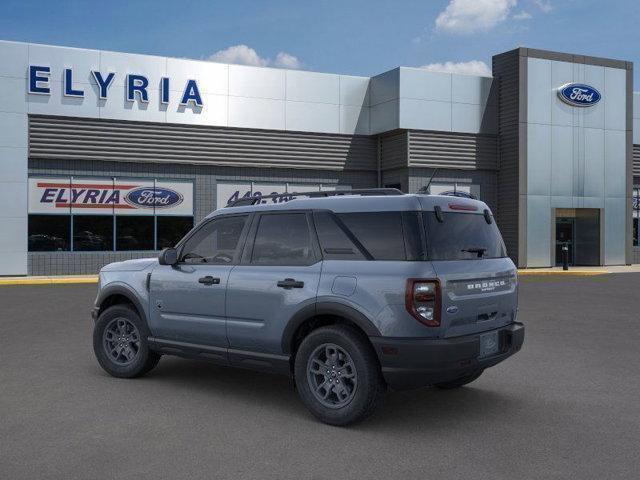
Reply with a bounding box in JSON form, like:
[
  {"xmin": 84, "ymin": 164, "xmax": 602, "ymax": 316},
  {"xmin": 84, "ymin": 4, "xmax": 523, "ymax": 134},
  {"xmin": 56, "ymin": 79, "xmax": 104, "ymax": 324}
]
[{"xmin": 2, "ymin": 265, "xmax": 640, "ymax": 285}]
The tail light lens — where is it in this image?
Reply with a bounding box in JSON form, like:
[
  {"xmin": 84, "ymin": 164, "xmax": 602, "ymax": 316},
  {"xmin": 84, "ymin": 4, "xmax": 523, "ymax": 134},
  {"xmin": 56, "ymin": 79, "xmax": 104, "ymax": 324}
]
[{"xmin": 405, "ymin": 279, "xmax": 441, "ymax": 327}]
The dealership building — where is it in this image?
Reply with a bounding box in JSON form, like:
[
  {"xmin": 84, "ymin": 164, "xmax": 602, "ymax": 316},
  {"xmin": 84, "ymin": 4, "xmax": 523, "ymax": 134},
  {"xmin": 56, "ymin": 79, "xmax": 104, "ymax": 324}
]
[{"xmin": 0, "ymin": 40, "xmax": 638, "ymax": 275}]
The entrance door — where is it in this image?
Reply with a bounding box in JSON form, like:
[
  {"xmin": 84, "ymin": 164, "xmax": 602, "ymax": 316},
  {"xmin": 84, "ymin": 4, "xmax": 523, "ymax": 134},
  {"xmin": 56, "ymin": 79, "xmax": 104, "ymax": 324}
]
[
  {"xmin": 555, "ymin": 217, "xmax": 575, "ymax": 266},
  {"xmin": 555, "ymin": 209, "xmax": 600, "ymax": 266}
]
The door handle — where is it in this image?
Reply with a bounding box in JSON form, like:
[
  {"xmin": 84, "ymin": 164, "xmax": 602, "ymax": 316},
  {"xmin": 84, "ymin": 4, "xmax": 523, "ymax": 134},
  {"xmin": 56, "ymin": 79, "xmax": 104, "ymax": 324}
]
[
  {"xmin": 198, "ymin": 276, "xmax": 220, "ymax": 285},
  {"xmin": 277, "ymin": 278, "xmax": 304, "ymax": 289}
]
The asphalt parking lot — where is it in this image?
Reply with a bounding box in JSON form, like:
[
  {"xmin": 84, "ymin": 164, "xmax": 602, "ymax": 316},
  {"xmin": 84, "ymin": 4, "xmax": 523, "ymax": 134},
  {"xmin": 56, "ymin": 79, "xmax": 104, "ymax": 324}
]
[{"xmin": 1, "ymin": 274, "xmax": 639, "ymax": 479}]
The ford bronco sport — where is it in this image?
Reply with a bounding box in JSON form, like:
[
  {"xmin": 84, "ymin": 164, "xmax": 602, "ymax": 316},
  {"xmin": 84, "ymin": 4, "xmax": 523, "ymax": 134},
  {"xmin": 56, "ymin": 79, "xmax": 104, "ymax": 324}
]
[{"xmin": 92, "ymin": 189, "xmax": 524, "ymax": 425}]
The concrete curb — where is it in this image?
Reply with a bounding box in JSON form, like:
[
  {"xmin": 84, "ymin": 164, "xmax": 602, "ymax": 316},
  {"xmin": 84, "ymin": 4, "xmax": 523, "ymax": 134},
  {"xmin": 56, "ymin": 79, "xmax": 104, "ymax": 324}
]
[
  {"xmin": 0, "ymin": 276, "xmax": 98, "ymax": 286},
  {"xmin": 517, "ymin": 270, "xmax": 608, "ymax": 276}
]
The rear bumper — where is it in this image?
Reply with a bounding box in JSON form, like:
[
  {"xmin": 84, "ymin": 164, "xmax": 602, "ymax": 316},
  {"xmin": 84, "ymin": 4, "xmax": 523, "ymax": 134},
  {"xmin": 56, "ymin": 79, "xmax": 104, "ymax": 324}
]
[{"xmin": 370, "ymin": 322, "xmax": 524, "ymax": 390}]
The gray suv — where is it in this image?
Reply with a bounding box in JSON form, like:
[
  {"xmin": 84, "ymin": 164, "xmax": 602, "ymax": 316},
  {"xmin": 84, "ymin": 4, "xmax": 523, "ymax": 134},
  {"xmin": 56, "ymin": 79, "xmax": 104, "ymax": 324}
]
[{"xmin": 92, "ymin": 189, "xmax": 524, "ymax": 425}]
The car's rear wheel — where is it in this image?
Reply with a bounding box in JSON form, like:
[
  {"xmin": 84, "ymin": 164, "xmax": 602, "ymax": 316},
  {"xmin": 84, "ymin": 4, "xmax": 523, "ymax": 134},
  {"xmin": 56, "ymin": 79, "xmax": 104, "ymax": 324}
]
[
  {"xmin": 294, "ymin": 325, "xmax": 385, "ymax": 426},
  {"xmin": 93, "ymin": 304, "xmax": 160, "ymax": 378},
  {"xmin": 435, "ymin": 370, "xmax": 483, "ymax": 389}
]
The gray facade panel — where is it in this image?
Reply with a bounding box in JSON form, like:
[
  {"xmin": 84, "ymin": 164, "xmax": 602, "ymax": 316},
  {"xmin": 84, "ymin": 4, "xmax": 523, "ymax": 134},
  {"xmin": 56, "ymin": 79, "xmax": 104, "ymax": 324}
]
[
  {"xmin": 379, "ymin": 130, "xmax": 408, "ymax": 171},
  {"xmin": 380, "ymin": 167, "xmax": 409, "ymax": 191},
  {"xmin": 28, "ymin": 116, "xmax": 378, "ymax": 172},
  {"xmin": 492, "ymin": 50, "xmax": 522, "ymax": 266},
  {"xmin": 407, "ymin": 130, "xmax": 498, "ymax": 171}
]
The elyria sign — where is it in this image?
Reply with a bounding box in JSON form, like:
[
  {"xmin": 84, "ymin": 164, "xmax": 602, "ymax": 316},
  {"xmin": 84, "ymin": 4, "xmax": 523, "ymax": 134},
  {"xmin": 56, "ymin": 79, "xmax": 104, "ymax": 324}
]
[
  {"xmin": 557, "ymin": 83, "xmax": 601, "ymax": 107},
  {"xmin": 28, "ymin": 178, "xmax": 192, "ymax": 215},
  {"xmin": 28, "ymin": 65, "xmax": 204, "ymax": 107}
]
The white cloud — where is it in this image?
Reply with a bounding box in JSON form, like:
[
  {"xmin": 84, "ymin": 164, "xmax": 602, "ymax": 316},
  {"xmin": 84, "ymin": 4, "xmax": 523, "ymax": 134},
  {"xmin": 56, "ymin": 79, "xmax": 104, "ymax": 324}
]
[
  {"xmin": 513, "ymin": 10, "xmax": 532, "ymax": 20},
  {"xmin": 420, "ymin": 60, "xmax": 492, "ymax": 77},
  {"xmin": 207, "ymin": 44, "xmax": 302, "ymax": 69},
  {"xmin": 208, "ymin": 45, "xmax": 268, "ymax": 67},
  {"xmin": 533, "ymin": 0, "xmax": 553, "ymax": 13},
  {"xmin": 435, "ymin": 0, "xmax": 517, "ymax": 34},
  {"xmin": 273, "ymin": 52, "xmax": 302, "ymax": 69}
]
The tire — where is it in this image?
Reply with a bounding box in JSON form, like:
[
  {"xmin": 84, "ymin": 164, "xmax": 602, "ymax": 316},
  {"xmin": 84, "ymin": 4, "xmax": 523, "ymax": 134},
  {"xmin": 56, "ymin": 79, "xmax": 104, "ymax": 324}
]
[
  {"xmin": 93, "ymin": 304, "xmax": 160, "ymax": 378},
  {"xmin": 294, "ymin": 325, "xmax": 385, "ymax": 426},
  {"xmin": 435, "ymin": 370, "xmax": 483, "ymax": 390}
]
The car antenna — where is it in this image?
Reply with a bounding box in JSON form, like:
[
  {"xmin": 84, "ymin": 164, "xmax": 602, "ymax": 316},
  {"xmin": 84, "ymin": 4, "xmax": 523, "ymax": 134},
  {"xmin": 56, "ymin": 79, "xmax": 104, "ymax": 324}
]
[{"xmin": 417, "ymin": 168, "xmax": 439, "ymax": 194}]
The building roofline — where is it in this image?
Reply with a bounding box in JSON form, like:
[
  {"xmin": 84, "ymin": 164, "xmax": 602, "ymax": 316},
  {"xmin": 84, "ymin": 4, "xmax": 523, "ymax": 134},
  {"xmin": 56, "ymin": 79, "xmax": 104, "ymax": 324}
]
[{"xmin": 496, "ymin": 46, "xmax": 632, "ymax": 70}]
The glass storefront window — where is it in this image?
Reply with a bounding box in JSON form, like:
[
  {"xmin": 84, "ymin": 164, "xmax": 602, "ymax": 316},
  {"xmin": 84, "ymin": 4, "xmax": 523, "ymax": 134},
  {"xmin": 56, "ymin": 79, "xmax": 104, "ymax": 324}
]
[
  {"xmin": 28, "ymin": 215, "xmax": 71, "ymax": 251},
  {"xmin": 157, "ymin": 216, "xmax": 194, "ymax": 249},
  {"xmin": 116, "ymin": 216, "xmax": 154, "ymax": 251},
  {"xmin": 27, "ymin": 176, "xmax": 195, "ymax": 252},
  {"xmin": 73, "ymin": 215, "xmax": 114, "ymax": 251}
]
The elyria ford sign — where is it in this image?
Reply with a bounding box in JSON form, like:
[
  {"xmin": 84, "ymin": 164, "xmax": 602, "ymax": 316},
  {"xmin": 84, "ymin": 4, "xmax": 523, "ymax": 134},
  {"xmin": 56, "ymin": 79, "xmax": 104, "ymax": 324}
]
[
  {"xmin": 557, "ymin": 83, "xmax": 601, "ymax": 107},
  {"xmin": 28, "ymin": 178, "xmax": 194, "ymax": 216},
  {"xmin": 28, "ymin": 65, "xmax": 204, "ymax": 107}
]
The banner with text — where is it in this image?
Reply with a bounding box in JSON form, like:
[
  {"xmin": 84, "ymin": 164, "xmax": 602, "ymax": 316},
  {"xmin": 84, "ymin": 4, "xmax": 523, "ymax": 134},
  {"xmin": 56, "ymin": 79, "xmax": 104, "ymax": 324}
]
[{"xmin": 216, "ymin": 181, "xmax": 351, "ymax": 207}]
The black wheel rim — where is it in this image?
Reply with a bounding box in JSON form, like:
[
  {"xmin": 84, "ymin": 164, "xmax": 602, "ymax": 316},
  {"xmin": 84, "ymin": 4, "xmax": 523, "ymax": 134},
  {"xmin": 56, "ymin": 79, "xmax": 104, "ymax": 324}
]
[
  {"xmin": 306, "ymin": 343, "xmax": 358, "ymax": 409},
  {"xmin": 103, "ymin": 318, "xmax": 141, "ymax": 366}
]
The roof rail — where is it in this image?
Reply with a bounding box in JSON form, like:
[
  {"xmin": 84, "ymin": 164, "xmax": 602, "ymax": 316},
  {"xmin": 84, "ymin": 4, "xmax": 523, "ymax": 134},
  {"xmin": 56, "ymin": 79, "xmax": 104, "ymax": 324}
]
[{"xmin": 225, "ymin": 188, "xmax": 404, "ymax": 208}]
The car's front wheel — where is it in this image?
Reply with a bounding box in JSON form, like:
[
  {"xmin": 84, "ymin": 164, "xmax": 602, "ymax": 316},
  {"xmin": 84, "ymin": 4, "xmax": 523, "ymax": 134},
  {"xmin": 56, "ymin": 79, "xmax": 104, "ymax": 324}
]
[
  {"xmin": 294, "ymin": 325, "xmax": 385, "ymax": 426},
  {"xmin": 93, "ymin": 304, "xmax": 160, "ymax": 378}
]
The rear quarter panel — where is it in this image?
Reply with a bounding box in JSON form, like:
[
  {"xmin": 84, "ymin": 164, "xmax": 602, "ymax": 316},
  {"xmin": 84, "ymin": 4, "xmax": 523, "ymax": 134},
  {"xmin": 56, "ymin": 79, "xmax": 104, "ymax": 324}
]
[{"xmin": 318, "ymin": 260, "xmax": 442, "ymax": 338}]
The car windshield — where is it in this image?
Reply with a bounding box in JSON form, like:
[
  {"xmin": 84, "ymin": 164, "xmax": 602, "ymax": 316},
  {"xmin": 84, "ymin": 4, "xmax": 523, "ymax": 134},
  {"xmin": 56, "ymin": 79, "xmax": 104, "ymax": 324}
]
[{"xmin": 423, "ymin": 211, "xmax": 507, "ymax": 260}]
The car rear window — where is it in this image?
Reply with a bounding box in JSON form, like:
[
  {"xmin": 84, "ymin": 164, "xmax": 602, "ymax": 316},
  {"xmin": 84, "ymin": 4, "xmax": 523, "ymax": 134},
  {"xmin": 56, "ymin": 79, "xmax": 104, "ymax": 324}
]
[{"xmin": 423, "ymin": 211, "xmax": 507, "ymax": 260}]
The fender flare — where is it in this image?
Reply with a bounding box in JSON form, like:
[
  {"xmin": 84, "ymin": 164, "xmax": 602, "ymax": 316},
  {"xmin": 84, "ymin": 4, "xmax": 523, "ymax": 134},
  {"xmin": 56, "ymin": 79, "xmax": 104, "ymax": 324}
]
[
  {"xmin": 96, "ymin": 283, "xmax": 148, "ymax": 325},
  {"xmin": 281, "ymin": 301, "xmax": 381, "ymax": 354}
]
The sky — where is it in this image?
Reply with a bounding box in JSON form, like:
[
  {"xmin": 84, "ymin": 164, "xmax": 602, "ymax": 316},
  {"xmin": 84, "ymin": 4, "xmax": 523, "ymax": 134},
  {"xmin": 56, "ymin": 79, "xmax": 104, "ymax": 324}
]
[{"xmin": 0, "ymin": 0, "xmax": 638, "ymax": 85}]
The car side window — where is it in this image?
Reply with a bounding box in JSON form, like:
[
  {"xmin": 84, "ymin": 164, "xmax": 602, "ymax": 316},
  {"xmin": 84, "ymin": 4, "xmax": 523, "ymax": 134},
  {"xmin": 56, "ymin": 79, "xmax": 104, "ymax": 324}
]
[
  {"xmin": 337, "ymin": 212, "xmax": 407, "ymax": 260},
  {"xmin": 180, "ymin": 215, "xmax": 248, "ymax": 264},
  {"xmin": 313, "ymin": 211, "xmax": 366, "ymax": 260},
  {"xmin": 251, "ymin": 213, "xmax": 314, "ymax": 266}
]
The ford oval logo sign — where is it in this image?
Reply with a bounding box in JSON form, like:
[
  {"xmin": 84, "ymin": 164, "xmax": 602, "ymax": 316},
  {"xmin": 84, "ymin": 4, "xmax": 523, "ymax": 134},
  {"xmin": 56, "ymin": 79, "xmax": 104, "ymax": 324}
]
[
  {"xmin": 557, "ymin": 83, "xmax": 601, "ymax": 107},
  {"xmin": 125, "ymin": 187, "xmax": 183, "ymax": 209}
]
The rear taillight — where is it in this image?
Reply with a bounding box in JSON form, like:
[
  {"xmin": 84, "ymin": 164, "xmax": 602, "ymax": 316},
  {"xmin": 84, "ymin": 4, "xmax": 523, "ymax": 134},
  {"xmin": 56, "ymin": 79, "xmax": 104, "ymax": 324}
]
[{"xmin": 405, "ymin": 279, "xmax": 441, "ymax": 327}]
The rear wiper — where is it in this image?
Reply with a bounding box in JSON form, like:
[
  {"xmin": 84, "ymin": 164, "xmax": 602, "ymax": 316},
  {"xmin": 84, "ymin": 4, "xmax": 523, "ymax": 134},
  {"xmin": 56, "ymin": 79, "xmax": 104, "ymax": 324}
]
[{"xmin": 461, "ymin": 247, "xmax": 487, "ymax": 258}]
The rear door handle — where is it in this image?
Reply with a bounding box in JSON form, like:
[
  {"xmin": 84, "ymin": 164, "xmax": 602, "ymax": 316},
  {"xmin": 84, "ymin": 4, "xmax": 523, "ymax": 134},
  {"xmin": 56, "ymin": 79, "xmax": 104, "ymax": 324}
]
[
  {"xmin": 277, "ymin": 278, "xmax": 304, "ymax": 289},
  {"xmin": 198, "ymin": 276, "xmax": 220, "ymax": 285}
]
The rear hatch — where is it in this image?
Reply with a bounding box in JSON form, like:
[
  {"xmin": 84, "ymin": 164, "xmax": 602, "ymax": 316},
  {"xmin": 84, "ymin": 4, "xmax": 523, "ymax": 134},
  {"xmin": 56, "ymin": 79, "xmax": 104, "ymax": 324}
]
[{"xmin": 422, "ymin": 205, "xmax": 518, "ymax": 338}]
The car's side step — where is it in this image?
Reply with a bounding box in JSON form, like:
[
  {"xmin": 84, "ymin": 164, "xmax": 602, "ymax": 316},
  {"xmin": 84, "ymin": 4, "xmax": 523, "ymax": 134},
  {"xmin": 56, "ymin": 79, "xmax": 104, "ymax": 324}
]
[{"xmin": 148, "ymin": 337, "xmax": 291, "ymax": 375}]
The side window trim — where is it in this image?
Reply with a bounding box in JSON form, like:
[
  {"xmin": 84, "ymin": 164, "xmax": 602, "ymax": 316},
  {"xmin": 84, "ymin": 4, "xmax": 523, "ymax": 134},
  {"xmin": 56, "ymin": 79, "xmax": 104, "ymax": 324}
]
[
  {"xmin": 176, "ymin": 213, "xmax": 251, "ymax": 265},
  {"xmin": 245, "ymin": 210, "xmax": 319, "ymax": 267}
]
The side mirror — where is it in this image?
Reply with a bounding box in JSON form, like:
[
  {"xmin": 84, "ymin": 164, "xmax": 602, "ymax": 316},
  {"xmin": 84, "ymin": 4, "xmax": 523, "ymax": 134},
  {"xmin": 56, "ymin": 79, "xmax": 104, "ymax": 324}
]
[{"xmin": 158, "ymin": 247, "xmax": 178, "ymax": 266}]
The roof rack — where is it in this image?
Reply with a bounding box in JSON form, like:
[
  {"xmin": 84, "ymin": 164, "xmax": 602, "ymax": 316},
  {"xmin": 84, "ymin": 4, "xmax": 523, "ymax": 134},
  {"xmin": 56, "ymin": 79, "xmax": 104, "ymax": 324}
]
[{"xmin": 225, "ymin": 188, "xmax": 404, "ymax": 207}]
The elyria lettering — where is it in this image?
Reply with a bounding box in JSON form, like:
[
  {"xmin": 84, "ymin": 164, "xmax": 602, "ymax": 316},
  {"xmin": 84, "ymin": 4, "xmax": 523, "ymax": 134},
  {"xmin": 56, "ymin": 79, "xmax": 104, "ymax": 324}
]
[
  {"xmin": 40, "ymin": 186, "xmax": 120, "ymax": 207},
  {"xmin": 28, "ymin": 65, "xmax": 203, "ymax": 107}
]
